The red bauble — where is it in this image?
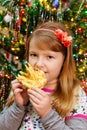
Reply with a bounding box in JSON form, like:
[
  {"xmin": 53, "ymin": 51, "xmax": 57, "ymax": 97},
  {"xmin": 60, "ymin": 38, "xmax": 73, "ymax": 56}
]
[
  {"xmin": 20, "ymin": 9, "xmax": 25, "ymax": 15},
  {"xmin": 77, "ymin": 27, "xmax": 83, "ymax": 34},
  {"xmin": 0, "ymin": 73, "xmax": 3, "ymax": 78},
  {"xmin": 19, "ymin": 2, "xmax": 24, "ymax": 6}
]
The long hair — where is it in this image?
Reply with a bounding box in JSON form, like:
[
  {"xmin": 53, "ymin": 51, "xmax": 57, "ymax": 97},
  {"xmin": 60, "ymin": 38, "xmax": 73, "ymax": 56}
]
[{"xmin": 26, "ymin": 21, "xmax": 80, "ymax": 117}]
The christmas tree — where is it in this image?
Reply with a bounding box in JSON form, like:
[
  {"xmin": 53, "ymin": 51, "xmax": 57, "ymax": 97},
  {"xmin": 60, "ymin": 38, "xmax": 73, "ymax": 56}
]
[
  {"xmin": 0, "ymin": 0, "xmax": 87, "ymax": 111},
  {"xmin": 63, "ymin": 0, "xmax": 87, "ymax": 92},
  {"xmin": 64, "ymin": 0, "xmax": 87, "ymax": 79}
]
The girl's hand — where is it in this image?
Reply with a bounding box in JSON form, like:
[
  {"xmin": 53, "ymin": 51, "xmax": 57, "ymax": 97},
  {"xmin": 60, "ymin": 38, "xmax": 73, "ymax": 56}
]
[
  {"xmin": 27, "ymin": 87, "xmax": 52, "ymax": 118},
  {"xmin": 11, "ymin": 79, "xmax": 29, "ymax": 106}
]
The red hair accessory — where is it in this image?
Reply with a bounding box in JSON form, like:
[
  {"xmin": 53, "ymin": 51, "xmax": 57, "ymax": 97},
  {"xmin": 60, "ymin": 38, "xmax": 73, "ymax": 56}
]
[
  {"xmin": 55, "ymin": 29, "xmax": 72, "ymax": 47},
  {"xmin": 35, "ymin": 28, "xmax": 72, "ymax": 47}
]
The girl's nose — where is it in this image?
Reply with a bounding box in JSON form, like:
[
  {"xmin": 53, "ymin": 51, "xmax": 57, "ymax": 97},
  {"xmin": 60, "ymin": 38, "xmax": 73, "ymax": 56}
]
[{"xmin": 35, "ymin": 58, "xmax": 44, "ymax": 70}]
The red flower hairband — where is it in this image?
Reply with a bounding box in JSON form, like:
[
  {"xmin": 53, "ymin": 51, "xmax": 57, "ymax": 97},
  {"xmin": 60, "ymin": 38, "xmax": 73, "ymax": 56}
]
[
  {"xmin": 55, "ymin": 29, "xmax": 72, "ymax": 47},
  {"xmin": 35, "ymin": 28, "xmax": 72, "ymax": 47}
]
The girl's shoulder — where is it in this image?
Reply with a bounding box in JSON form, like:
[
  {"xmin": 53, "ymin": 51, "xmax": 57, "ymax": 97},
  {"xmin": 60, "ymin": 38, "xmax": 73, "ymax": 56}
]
[{"xmin": 65, "ymin": 87, "xmax": 87, "ymax": 120}]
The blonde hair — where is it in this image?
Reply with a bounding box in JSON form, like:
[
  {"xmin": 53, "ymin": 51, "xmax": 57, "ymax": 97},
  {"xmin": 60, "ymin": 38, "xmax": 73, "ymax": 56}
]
[{"xmin": 26, "ymin": 21, "xmax": 80, "ymax": 117}]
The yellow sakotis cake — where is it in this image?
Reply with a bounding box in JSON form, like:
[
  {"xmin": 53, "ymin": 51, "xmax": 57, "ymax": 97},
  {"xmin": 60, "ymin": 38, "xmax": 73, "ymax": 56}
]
[{"xmin": 16, "ymin": 63, "xmax": 47, "ymax": 89}]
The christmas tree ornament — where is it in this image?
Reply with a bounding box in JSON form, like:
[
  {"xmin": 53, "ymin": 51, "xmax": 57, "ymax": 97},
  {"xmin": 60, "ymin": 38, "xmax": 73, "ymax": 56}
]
[
  {"xmin": 52, "ymin": 0, "xmax": 60, "ymax": 8},
  {"xmin": 4, "ymin": 13, "xmax": 13, "ymax": 22},
  {"xmin": 77, "ymin": 27, "xmax": 84, "ymax": 34},
  {"xmin": 19, "ymin": 1, "xmax": 24, "ymax": 6}
]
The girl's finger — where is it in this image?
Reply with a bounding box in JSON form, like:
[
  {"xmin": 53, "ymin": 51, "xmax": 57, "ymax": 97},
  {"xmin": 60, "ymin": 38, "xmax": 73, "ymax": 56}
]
[
  {"xmin": 29, "ymin": 98, "xmax": 39, "ymax": 108},
  {"xmin": 29, "ymin": 94, "xmax": 40, "ymax": 105},
  {"xmin": 11, "ymin": 79, "xmax": 20, "ymax": 84},
  {"xmin": 28, "ymin": 87, "xmax": 46, "ymax": 97},
  {"xmin": 13, "ymin": 88, "xmax": 23, "ymax": 95},
  {"xmin": 27, "ymin": 89, "xmax": 43, "ymax": 100},
  {"xmin": 33, "ymin": 87, "xmax": 46, "ymax": 96}
]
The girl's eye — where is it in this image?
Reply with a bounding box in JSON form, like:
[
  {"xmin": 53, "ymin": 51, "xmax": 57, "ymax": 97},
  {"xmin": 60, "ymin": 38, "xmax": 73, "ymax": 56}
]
[
  {"xmin": 47, "ymin": 56, "xmax": 54, "ymax": 59},
  {"xmin": 30, "ymin": 54, "xmax": 37, "ymax": 57}
]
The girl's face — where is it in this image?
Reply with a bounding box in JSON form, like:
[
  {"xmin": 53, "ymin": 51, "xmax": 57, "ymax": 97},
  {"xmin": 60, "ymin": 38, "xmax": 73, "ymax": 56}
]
[{"xmin": 29, "ymin": 39, "xmax": 65, "ymax": 89}]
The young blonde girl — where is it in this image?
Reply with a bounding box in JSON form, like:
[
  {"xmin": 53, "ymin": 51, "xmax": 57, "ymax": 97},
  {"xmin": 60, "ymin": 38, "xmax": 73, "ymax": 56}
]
[
  {"xmin": 26, "ymin": 21, "xmax": 81, "ymax": 116},
  {"xmin": 1, "ymin": 21, "xmax": 87, "ymax": 130}
]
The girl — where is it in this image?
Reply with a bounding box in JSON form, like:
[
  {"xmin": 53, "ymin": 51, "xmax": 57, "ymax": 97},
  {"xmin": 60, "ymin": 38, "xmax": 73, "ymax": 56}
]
[{"xmin": 2, "ymin": 21, "xmax": 87, "ymax": 130}]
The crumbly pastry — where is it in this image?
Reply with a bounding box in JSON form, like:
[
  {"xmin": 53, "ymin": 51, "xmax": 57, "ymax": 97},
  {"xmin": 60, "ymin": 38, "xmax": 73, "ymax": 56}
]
[{"xmin": 16, "ymin": 63, "xmax": 47, "ymax": 89}]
